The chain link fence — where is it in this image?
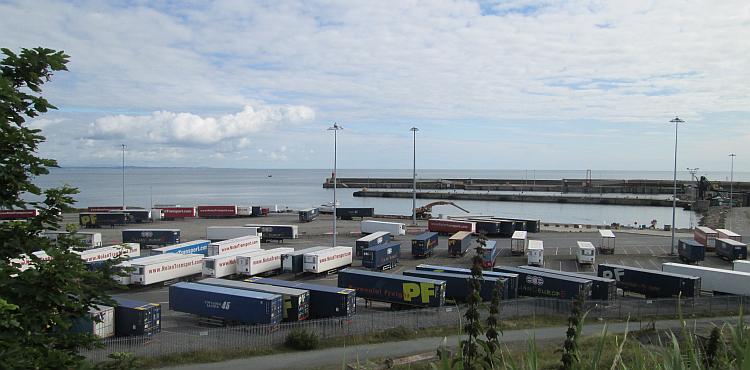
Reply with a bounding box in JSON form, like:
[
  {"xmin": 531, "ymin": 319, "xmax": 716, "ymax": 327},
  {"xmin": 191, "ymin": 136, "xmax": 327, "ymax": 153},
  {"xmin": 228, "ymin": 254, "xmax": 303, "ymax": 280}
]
[{"xmin": 82, "ymin": 295, "xmax": 748, "ymax": 362}]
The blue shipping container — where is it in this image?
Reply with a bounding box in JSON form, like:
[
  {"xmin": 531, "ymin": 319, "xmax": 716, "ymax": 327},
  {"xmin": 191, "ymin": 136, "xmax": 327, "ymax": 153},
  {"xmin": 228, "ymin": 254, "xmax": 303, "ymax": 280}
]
[
  {"xmin": 403, "ymin": 269, "xmax": 510, "ymax": 301},
  {"xmin": 481, "ymin": 240, "xmax": 499, "ymax": 268},
  {"xmin": 355, "ymin": 231, "xmax": 392, "ymax": 256},
  {"xmin": 415, "ymin": 264, "xmax": 519, "ymax": 299},
  {"xmin": 411, "ymin": 232, "xmax": 438, "ymax": 258},
  {"xmin": 362, "ymin": 242, "xmax": 400, "ymax": 270},
  {"xmin": 122, "ymin": 229, "xmax": 180, "ymax": 247},
  {"xmin": 338, "ymin": 268, "xmax": 446, "ymax": 308},
  {"xmin": 169, "ymin": 282, "xmax": 282, "ymax": 325},
  {"xmin": 112, "ymin": 297, "xmax": 161, "ymax": 337},
  {"xmin": 678, "ymin": 239, "xmax": 705, "ymax": 263},
  {"xmin": 151, "ymin": 240, "xmax": 210, "ymax": 255},
  {"xmin": 246, "ymin": 277, "xmax": 356, "ymax": 319}
]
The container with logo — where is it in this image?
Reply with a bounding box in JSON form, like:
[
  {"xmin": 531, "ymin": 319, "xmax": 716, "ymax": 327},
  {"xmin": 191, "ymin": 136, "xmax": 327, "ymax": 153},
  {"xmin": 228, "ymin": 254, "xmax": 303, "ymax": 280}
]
[
  {"xmin": 362, "ymin": 242, "xmax": 400, "ymax": 270},
  {"xmin": 247, "ymin": 277, "xmax": 356, "ymax": 319},
  {"xmin": 199, "ymin": 278, "xmax": 310, "ymax": 322},
  {"xmin": 448, "ymin": 231, "xmax": 473, "ymax": 257},
  {"xmin": 481, "ymin": 240, "xmax": 499, "ymax": 268},
  {"xmin": 236, "ymin": 247, "xmax": 294, "ymax": 276},
  {"xmin": 415, "ymin": 264, "xmax": 519, "ymax": 299},
  {"xmin": 427, "ymin": 219, "xmax": 475, "ymax": 235},
  {"xmin": 159, "ymin": 207, "xmax": 196, "ymax": 219},
  {"xmin": 129, "ymin": 253, "xmax": 203, "ymax": 285},
  {"xmin": 151, "ymin": 240, "xmax": 210, "ymax": 256},
  {"xmin": 243, "ymin": 224, "xmax": 298, "ymax": 242},
  {"xmin": 202, "ymin": 249, "xmax": 257, "ymax": 278},
  {"xmin": 122, "ymin": 229, "xmax": 180, "ymax": 247},
  {"xmin": 207, "ymin": 235, "xmax": 261, "ymax": 256},
  {"xmin": 282, "ymin": 246, "xmax": 330, "ymax": 273},
  {"xmin": 513, "ymin": 265, "xmax": 616, "ymax": 301},
  {"xmin": 0, "ymin": 209, "xmax": 38, "ymax": 220},
  {"xmin": 411, "ymin": 232, "xmax": 438, "ymax": 258},
  {"xmin": 304, "ymin": 246, "xmax": 353, "ymax": 274},
  {"xmin": 169, "ymin": 282, "xmax": 282, "ymax": 325},
  {"xmin": 338, "ymin": 268, "xmax": 445, "ymax": 308},
  {"xmin": 403, "ymin": 269, "xmax": 510, "ymax": 301},
  {"xmin": 716, "ymin": 238, "xmax": 748, "ymax": 261},
  {"xmin": 77, "ymin": 243, "xmax": 141, "ymax": 264},
  {"xmin": 355, "ymin": 231, "xmax": 391, "ymax": 256},
  {"xmin": 112, "ymin": 297, "xmax": 161, "ymax": 337},
  {"xmin": 597, "ymin": 263, "xmax": 700, "ymax": 298},
  {"xmin": 197, "ymin": 205, "xmax": 238, "ymax": 218},
  {"xmin": 494, "ymin": 265, "xmax": 592, "ymax": 299}
]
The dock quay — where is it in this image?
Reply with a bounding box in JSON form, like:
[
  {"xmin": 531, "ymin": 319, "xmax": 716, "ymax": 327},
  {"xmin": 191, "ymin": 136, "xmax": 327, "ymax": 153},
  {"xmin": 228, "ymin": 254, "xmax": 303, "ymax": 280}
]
[
  {"xmin": 353, "ymin": 189, "xmax": 692, "ymax": 208},
  {"xmin": 325, "ymin": 177, "xmax": 750, "ymax": 196}
]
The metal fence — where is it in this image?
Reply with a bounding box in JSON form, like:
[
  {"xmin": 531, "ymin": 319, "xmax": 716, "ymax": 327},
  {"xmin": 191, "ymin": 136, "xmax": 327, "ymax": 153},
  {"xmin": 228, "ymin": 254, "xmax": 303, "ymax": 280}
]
[{"xmin": 82, "ymin": 295, "xmax": 748, "ymax": 362}]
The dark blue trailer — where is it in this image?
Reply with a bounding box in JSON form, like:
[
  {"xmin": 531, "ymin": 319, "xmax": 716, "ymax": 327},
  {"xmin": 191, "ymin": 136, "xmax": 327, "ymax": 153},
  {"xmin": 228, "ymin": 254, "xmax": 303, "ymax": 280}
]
[
  {"xmin": 251, "ymin": 206, "xmax": 263, "ymax": 216},
  {"xmin": 122, "ymin": 229, "xmax": 180, "ymax": 247},
  {"xmin": 716, "ymin": 238, "xmax": 748, "ymax": 261},
  {"xmin": 513, "ymin": 220, "xmax": 526, "ymax": 231},
  {"xmin": 481, "ymin": 240, "xmax": 499, "ymax": 268},
  {"xmin": 112, "ymin": 297, "xmax": 161, "ymax": 337},
  {"xmin": 355, "ymin": 231, "xmax": 391, "ymax": 256},
  {"xmin": 513, "ymin": 265, "xmax": 617, "ymax": 301},
  {"xmin": 298, "ymin": 208, "xmax": 319, "ymax": 222},
  {"xmin": 336, "ymin": 207, "xmax": 374, "ymax": 220},
  {"xmin": 415, "ymin": 264, "xmax": 519, "ymax": 299},
  {"xmin": 471, "ymin": 220, "xmax": 503, "ymax": 236},
  {"xmin": 597, "ymin": 263, "xmax": 700, "ymax": 298},
  {"xmin": 169, "ymin": 282, "xmax": 283, "ymax": 325},
  {"xmin": 199, "ymin": 278, "xmax": 310, "ymax": 322},
  {"xmin": 490, "ymin": 219, "xmax": 515, "ymax": 237},
  {"xmin": 246, "ymin": 277, "xmax": 356, "ymax": 319},
  {"xmin": 117, "ymin": 209, "xmax": 151, "ymax": 223},
  {"xmin": 678, "ymin": 239, "xmax": 705, "ymax": 264},
  {"xmin": 244, "ymin": 224, "xmax": 298, "ymax": 242},
  {"xmin": 362, "ymin": 242, "xmax": 400, "ymax": 270},
  {"xmin": 403, "ymin": 269, "xmax": 510, "ymax": 301},
  {"xmin": 448, "ymin": 231, "xmax": 473, "ymax": 256},
  {"xmin": 411, "ymin": 232, "xmax": 439, "ymax": 258},
  {"xmin": 80, "ymin": 212, "xmax": 128, "ymax": 228},
  {"xmin": 493, "ymin": 266, "xmax": 592, "ymax": 300},
  {"xmin": 338, "ymin": 268, "xmax": 445, "ymax": 308}
]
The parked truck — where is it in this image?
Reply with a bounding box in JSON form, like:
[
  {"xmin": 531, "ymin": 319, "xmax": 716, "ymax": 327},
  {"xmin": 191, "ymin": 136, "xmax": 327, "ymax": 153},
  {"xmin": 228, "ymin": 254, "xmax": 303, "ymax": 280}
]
[
  {"xmin": 79, "ymin": 212, "xmax": 128, "ymax": 228},
  {"xmin": 481, "ymin": 240, "xmax": 499, "ymax": 268},
  {"xmin": 415, "ymin": 264, "xmax": 519, "ymax": 299},
  {"xmin": 151, "ymin": 240, "xmax": 210, "ymax": 256},
  {"xmin": 207, "ymin": 235, "xmax": 261, "ymax": 256},
  {"xmin": 597, "ymin": 263, "xmax": 700, "ymax": 298},
  {"xmin": 598, "ymin": 229, "xmax": 616, "ymax": 254},
  {"xmin": 362, "ymin": 242, "xmax": 400, "ymax": 270},
  {"xmin": 513, "ymin": 265, "xmax": 617, "ymax": 301},
  {"xmin": 715, "ymin": 238, "xmax": 748, "ymax": 261},
  {"xmin": 493, "ymin": 266, "xmax": 592, "ymax": 299},
  {"xmin": 510, "ymin": 230, "xmax": 528, "ymax": 256},
  {"xmin": 576, "ymin": 241, "xmax": 596, "ymax": 265},
  {"xmin": 76, "ymin": 243, "xmax": 140, "ymax": 264},
  {"xmin": 244, "ymin": 224, "xmax": 299, "ymax": 242},
  {"xmin": 448, "ymin": 231, "xmax": 473, "ymax": 257},
  {"xmin": 334, "ymin": 207, "xmax": 374, "ymax": 220},
  {"xmin": 236, "ymin": 248, "xmax": 294, "ymax": 276},
  {"xmin": 360, "ymin": 220, "xmax": 406, "ymax": 236},
  {"xmin": 355, "ymin": 231, "xmax": 391, "ymax": 256},
  {"xmin": 199, "ymin": 278, "xmax": 310, "ymax": 321},
  {"xmin": 403, "ymin": 269, "xmax": 510, "ymax": 301},
  {"xmin": 206, "ymin": 226, "xmax": 260, "ymax": 242},
  {"xmin": 695, "ymin": 226, "xmax": 718, "ymax": 251},
  {"xmin": 129, "ymin": 253, "xmax": 203, "ymax": 285},
  {"xmin": 197, "ymin": 205, "xmax": 238, "ymax": 218},
  {"xmin": 304, "ymin": 246, "xmax": 353, "ymax": 274},
  {"xmin": 281, "ymin": 246, "xmax": 330, "ymax": 274},
  {"xmin": 428, "ymin": 219, "xmax": 475, "ymax": 235},
  {"xmin": 662, "ymin": 262, "xmax": 750, "ymax": 296},
  {"xmin": 169, "ymin": 282, "xmax": 282, "ymax": 325},
  {"xmin": 122, "ymin": 229, "xmax": 180, "ymax": 247},
  {"xmin": 338, "ymin": 268, "xmax": 446, "ymax": 308},
  {"xmin": 411, "ymin": 232, "xmax": 438, "ymax": 258},
  {"xmin": 298, "ymin": 208, "xmax": 319, "ymax": 222},
  {"xmin": 677, "ymin": 239, "xmax": 705, "ymax": 264},
  {"xmin": 247, "ymin": 277, "xmax": 356, "ymax": 319},
  {"xmin": 527, "ymin": 240, "xmax": 544, "ymax": 266}
]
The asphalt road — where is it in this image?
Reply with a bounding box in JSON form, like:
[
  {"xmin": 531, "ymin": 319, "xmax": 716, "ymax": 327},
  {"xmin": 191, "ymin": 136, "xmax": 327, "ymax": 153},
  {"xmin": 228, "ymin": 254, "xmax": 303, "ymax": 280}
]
[{"xmin": 161, "ymin": 315, "xmax": 739, "ymax": 370}]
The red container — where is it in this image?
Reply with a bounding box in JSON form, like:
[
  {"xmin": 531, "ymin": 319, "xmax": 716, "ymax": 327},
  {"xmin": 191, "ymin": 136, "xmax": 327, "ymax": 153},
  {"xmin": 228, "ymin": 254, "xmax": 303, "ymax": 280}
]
[
  {"xmin": 197, "ymin": 205, "xmax": 238, "ymax": 218},
  {"xmin": 0, "ymin": 209, "xmax": 39, "ymax": 219},
  {"xmin": 428, "ymin": 219, "xmax": 475, "ymax": 234},
  {"xmin": 261, "ymin": 208, "xmax": 269, "ymax": 216},
  {"xmin": 88, "ymin": 206, "xmax": 123, "ymax": 212},
  {"xmin": 161, "ymin": 207, "xmax": 196, "ymax": 218}
]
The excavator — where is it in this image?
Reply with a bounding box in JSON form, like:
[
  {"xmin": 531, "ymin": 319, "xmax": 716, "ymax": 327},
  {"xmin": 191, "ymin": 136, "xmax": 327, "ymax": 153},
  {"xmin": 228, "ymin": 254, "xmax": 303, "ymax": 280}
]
[{"xmin": 415, "ymin": 201, "xmax": 470, "ymax": 219}]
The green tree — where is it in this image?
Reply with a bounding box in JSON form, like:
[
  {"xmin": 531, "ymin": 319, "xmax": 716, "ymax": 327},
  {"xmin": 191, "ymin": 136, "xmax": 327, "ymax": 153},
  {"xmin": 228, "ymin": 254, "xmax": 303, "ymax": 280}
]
[
  {"xmin": 1, "ymin": 47, "xmax": 119, "ymax": 368},
  {"xmin": 461, "ymin": 233, "xmax": 487, "ymax": 369}
]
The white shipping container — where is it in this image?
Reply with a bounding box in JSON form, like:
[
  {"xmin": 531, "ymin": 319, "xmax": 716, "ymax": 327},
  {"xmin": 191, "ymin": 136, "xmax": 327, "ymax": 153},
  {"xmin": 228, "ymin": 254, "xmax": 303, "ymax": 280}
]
[
  {"xmin": 150, "ymin": 208, "xmax": 163, "ymax": 220},
  {"xmin": 237, "ymin": 206, "xmax": 253, "ymax": 216},
  {"xmin": 10, "ymin": 250, "xmax": 53, "ymax": 272},
  {"xmin": 237, "ymin": 247, "xmax": 294, "ymax": 276},
  {"xmin": 360, "ymin": 220, "xmax": 406, "ymax": 236},
  {"xmin": 80, "ymin": 305, "xmax": 115, "ymax": 338},
  {"xmin": 130, "ymin": 253, "xmax": 203, "ymax": 285},
  {"xmin": 41, "ymin": 231, "xmax": 103, "ymax": 248},
  {"xmin": 304, "ymin": 246, "xmax": 353, "ymax": 273},
  {"xmin": 281, "ymin": 246, "xmax": 330, "ymax": 272},
  {"xmin": 207, "ymin": 235, "xmax": 261, "ymax": 256},
  {"xmin": 734, "ymin": 260, "xmax": 750, "ymax": 273},
  {"xmin": 662, "ymin": 262, "xmax": 749, "ymax": 295},
  {"xmin": 206, "ymin": 226, "xmax": 260, "ymax": 241},
  {"xmin": 201, "ymin": 249, "xmax": 256, "ymax": 278},
  {"xmin": 576, "ymin": 241, "xmax": 596, "ymax": 265},
  {"xmin": 527, "ymin": 240, "xmax": 544, "ymax": 267},
  {"xmin": 77, "ymin": 243, "xmax": 140, "ymax": 263}
]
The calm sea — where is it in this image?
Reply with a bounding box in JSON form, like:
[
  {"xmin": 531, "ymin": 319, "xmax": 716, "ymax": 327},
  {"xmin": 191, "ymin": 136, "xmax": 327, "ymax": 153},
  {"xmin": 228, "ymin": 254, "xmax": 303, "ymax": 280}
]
[{"xmin": 30, "ymin": 168, "xmax": 747, "ymax": 228}]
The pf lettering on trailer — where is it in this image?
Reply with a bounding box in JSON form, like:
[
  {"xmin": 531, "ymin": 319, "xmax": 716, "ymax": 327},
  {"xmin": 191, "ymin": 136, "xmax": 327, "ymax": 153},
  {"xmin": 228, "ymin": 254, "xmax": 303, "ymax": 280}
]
[
  {"xmin": 402, "ymin": 282, "xmax": 436, "ymax": 303},
  {"xmin": 601, "ymin": 268, "xmax": 624, "ymax": 281}
]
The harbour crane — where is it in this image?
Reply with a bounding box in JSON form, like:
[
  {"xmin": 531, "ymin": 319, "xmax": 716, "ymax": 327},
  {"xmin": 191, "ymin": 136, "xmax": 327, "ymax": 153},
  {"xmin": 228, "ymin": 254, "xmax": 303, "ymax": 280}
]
[{"xmin": 415, "ymin": 201, "xmax": 470, "ymax": 220}]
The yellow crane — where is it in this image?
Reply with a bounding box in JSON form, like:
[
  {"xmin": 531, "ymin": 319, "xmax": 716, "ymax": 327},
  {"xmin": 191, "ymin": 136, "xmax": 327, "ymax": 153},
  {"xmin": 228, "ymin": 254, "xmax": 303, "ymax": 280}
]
[{"xmin": 415, "ymin": 201, "xmax": 470, "ymax": 219}]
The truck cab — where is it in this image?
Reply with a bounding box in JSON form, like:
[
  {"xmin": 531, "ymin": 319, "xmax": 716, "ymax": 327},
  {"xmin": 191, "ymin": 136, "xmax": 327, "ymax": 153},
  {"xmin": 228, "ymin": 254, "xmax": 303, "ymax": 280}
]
[
  {"xmin": 527, "ymin": 240, "xmax": 544, "ymax": 267},
  {"xmin": 576, "ymin": 241, "xmax": 596, "ymax": 265}
]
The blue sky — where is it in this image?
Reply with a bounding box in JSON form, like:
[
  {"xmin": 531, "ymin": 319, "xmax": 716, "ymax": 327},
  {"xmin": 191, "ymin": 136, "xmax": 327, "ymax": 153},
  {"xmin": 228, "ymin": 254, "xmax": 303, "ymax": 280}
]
[{"xmin": 2, "ymin": 0, "xmax": 749, "ymax": 172}]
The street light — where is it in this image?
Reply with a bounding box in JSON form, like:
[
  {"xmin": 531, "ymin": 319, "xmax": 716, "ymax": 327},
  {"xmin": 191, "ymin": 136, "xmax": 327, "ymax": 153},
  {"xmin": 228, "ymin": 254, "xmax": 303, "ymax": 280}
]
[
  {"xmin": 669, "ymin": 116, "xmax": 684, "ymax": 255},
  {"xmin": 687, "ymin": 168, "xmax": 699, "ymax": 229},
  {"xmin": 121, "ymin": 144, "xmax": 127, "ymax": 210},
  {"xmin": 410, "ymin": 127, "xmax": 419, "ymax": 226},
  {"xmin": 328, "ymin": 123, "xmax": 343, "ymax": 248},
  {"xmin": 729, "ymin": 153, "xmax": 736, "ymax": 229}
]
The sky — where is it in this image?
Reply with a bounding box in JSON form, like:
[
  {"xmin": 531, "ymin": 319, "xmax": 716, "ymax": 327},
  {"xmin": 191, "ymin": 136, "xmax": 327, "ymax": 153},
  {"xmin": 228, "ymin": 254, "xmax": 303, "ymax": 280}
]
[{"xmin": 2, "ymin": 0, "xmax": 749, "ymax": 171}]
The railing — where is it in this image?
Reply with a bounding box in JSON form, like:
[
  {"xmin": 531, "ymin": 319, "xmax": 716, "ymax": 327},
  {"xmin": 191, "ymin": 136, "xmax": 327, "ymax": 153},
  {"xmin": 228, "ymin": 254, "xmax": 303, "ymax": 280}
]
[{"xmin": 82, "ymin": 295, "xmax": 747, "ymax": 362}]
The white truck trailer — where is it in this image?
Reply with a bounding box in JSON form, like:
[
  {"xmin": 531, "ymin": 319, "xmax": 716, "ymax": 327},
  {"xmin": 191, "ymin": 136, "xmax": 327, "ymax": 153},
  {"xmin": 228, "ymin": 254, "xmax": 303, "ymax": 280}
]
[
  {"xmin": 662, "ymin": 262, "xmax": 750, "ymax": 295},
  {"xmin": 527, "ymin": 240, "xmax": 544, "ymax": 267},
  {"xmin": 41, "ymin": 230, "xmax": 103, "ymax": 248},
  {"xmin": 733, "ymin": 260, "xmax": 750, "ymax": 273},
  {"xmin": 360, "ymin": 220, "xmax": 406, "ymax": 236},
  {"xmin": 129, "ymin": 253, "xmax": 203, "ymax": 285},
  {"xmin": 206, "ymin": 226, "xmax": 260, "ymax": 241},
  {"xmin": 576, "ymin": 241, "xmax": 596, "ymax": 265},
  {"xmin": 598, "ymin": 229, "xmax": 616, "ymax": 254},
  {"xmin": 77, "ymin": 243, "xmax": 141, "ymax": 263},
  {"xmin": 237, "ymin": 247, "xmax": 294, "ymax": 276},
  {"xmin": 207, "ymin": 235, "xmax": 261, "ymax": 256},
  {"xmin": 201, "ymin": 249, "xmax": 258, "ymax": 278},
  {"xmin": 304, "ymin": 246, "xmax": 353, "ymax": 274},
  {"xmin": 510, "ymin": 231, "xmax": 528, "ymax": 256},
  {"xmin": 282, "ymin": 246, "xmax": 330, "ymax": 273}
]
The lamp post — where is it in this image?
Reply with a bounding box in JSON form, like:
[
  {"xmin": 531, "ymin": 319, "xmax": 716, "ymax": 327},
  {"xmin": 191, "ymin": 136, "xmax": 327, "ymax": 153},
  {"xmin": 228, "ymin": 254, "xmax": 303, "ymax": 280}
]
[
  {"xmin": 328, "ymin": 123, "xmax": 343, "ymax": 247},
  {"xmin": 729, "ymin": 153, "xmax": 736, "ymax": 229},
  {"xmin": 669, "ymin": 116, "xmax": 684, "ymax": 255},
  {"xmin": 410, "ymin": 127, "xmax": 419, "ymax": 226},
  {"xmin": 121, "ymin": 144, "xmax": 127, "ymax": 210},
  {"xmin": 687, "ymin": 167, "xmax": 699, "ymax": 229}
]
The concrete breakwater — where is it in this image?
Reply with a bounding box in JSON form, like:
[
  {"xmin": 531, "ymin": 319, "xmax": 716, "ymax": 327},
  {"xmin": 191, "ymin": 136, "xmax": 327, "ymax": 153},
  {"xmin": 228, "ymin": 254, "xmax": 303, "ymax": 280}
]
[{"xmin": 353, "ymin": 189, "xmax": 691, "ymax": 208}]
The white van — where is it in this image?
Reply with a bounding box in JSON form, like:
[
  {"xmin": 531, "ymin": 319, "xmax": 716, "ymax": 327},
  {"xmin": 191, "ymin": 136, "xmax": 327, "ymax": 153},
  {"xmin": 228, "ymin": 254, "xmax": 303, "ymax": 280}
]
[
  {"xmin": 576, "ymin": 241, "xmax": 596, "ymax": 265},
  {"xmin": 527, "ymin": 240, "xmax": 544, "ymax": 267}
]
